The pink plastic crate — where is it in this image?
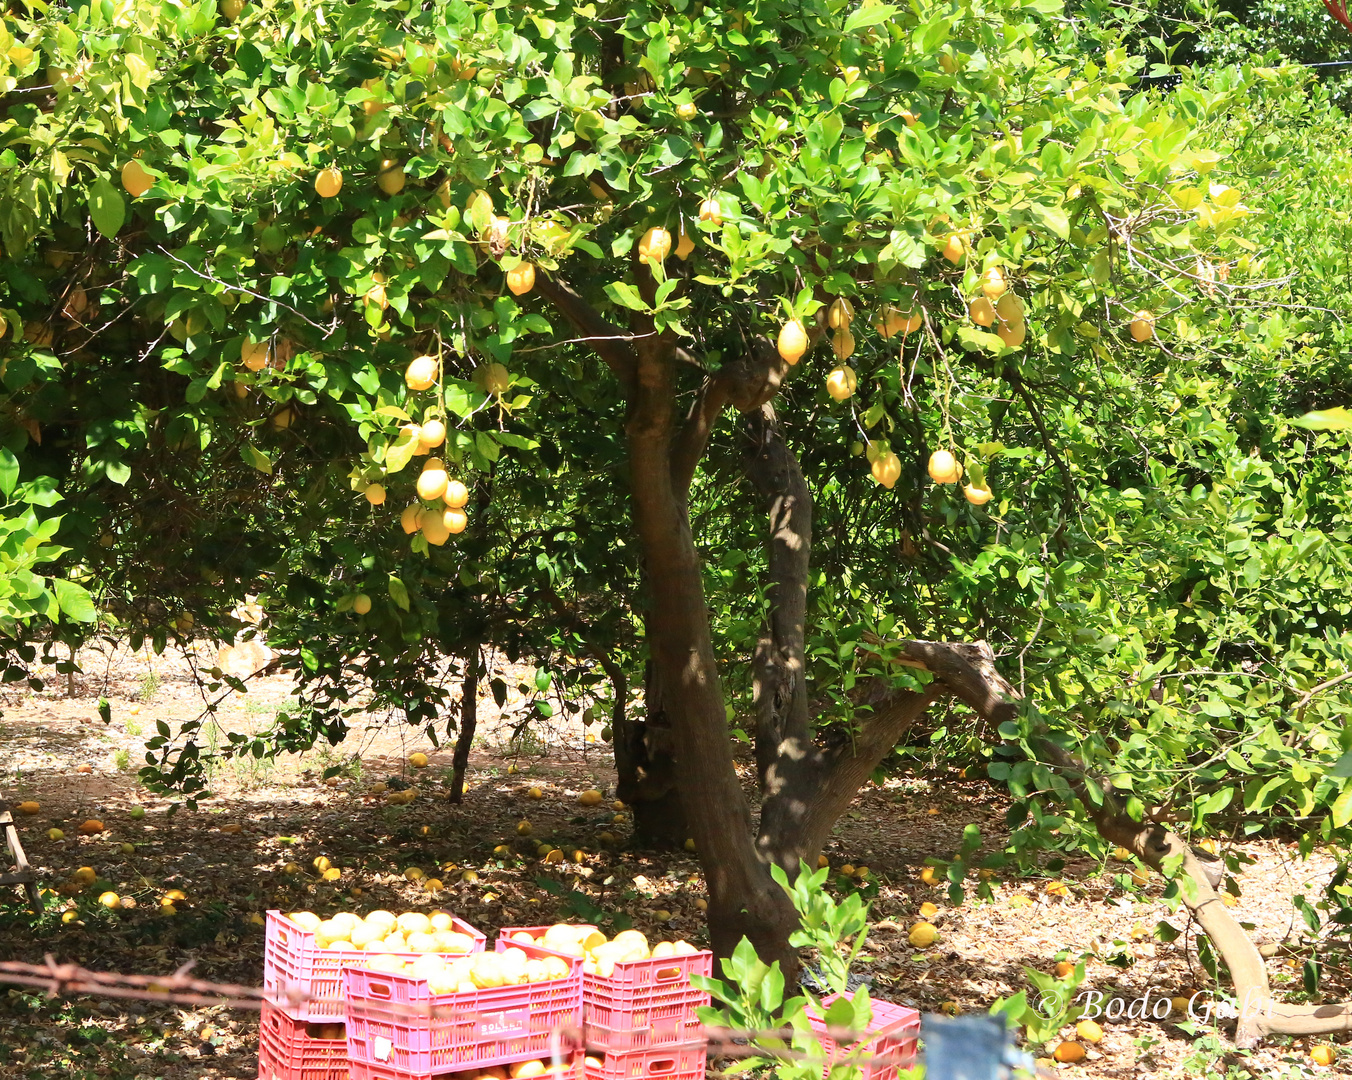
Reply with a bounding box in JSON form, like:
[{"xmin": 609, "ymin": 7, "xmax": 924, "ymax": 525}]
[
  {"xmin": 343, "ymin": 941, "xmax": 583, "ymax": 1074},
  {"xmin": 349, "ymin": 1048, "xmax": 583, "ymax": 1080},
  {"xmin": 497, "ymin": 925, "xmax": 599, "ymax": 960},
  {"xmin": 257, "ymin": 1002, "xmax": 348, "ymax": 1080},
  {"xmin": 582, "ymin": 951, "xmax": 711, "ymax": 1054},
  {"xmin": 584, "ymin": 1045, "xmax": 707, "ymax": 1080},
  {"xmin": 263, "ymin": 910, "xmax": 486, "ymax": 1022},
  {"xmin": 806, "ymin": 994, "xmax": 920, "ymax": 1080}
]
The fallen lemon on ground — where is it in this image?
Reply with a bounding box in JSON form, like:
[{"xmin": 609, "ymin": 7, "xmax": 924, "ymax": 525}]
[
  {"xmin": 1052, "ymin": 1042, "xmax": 1085, "ymax": 1063},
  {"xmin": 908, "ymin": 922, "xmax": 937, "ymax": 948},
  {"xmin": 578, "ymin": 789, "xmax": 603, "ymax": 806},
  {"xmin": 1075, "ymin": 1019, "xmax": 1103, "ymax": 1044},
  {"xmin": 98, "ymin": 891, "xmax": 121, "ymax": 909},
  {"xmin": 1309, "ymin": 1045, "xmax": 1335, "ymax": 1066},
  {"xmin": 919, "ymin": 902, "xmax": 938, "ymax": 917},
  {"xmin": 17, "ymin": 801, "xmax": 39, "ymax": 815},
  {"xmin": 409, "ymin": 752, "xmax": 429, "ymax": 768}
]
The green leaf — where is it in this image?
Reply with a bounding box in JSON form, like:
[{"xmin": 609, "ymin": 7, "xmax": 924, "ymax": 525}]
[
  {"xmin": 476, "ymin": 431, "xmax": 500, "ymax": 462},
  {"xmin": 0, "ymin": 446, "xmax": 17, "ymax": 498},
  {"xmin": 1029, "ymin": 201, "xmax": 1070, "ymax": 240},
  {"xmin": 53, "ymin": 579, "xmax": 97, "ymax": 623},
  {"xmin": 388, "ymin": 575, "xmax": 410, "ymax": 611},
  {"xmin": 241, "ymin": 445, "xmax": 273, "ymax": 474},
  {"xmin": 88, "ymin": 176, "xmax": 126, "ymax": 240},
  {"xmin": 823, "ymin": 995, "xmax": 855, "ymax": 1030},
  {"xmin": 386, "ymin": 429, "xmax": 420, "ymax": 474},
  {"xmin": 1328, "ymin": 750, "xmax": 1352, "ymax": 779},
  {"xmin": 1331, "ymin": 784, "xmax": 1352, "ymax": 829},
  {"xmin": 1289, "ymin": 407, "xmax": 1351, "ymax": 431},
  {"xmin": 844, "ymin": 4, "xmax": 897, "ymax": 31},
  {"xmin": 604, "ymin": 281, "xmax": 648, "ymax": 311}
]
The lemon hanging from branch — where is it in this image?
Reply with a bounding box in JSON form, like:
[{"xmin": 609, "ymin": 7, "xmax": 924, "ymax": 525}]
[{"xmin": 777, "ymin": 319, "xmax": 808, "ymax": 365}]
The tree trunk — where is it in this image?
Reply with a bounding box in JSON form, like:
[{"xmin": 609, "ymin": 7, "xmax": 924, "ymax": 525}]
[
  {"xmin": 448, "ymin": 644, "xmax": 479, "ymax": 804},
  {"xmin": 627, "ymin": 331, "xmax": 798, "ymax": 968},
  {"xmin": 613, "ymin": 658, "xmax": 687, "ymax": 848},
  {"xmin": 743, "ymin": 407, "xmax": 827, "ymax": 873}
]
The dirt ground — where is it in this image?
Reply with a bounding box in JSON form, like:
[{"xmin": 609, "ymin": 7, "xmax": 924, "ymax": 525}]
[{"xmin": 0, "ymin": 643, "xmax": 1348, "ymax": 1079}]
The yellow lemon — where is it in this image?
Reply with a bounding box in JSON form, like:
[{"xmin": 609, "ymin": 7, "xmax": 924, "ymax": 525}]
[
  {"xmin": 908, "ymin": 922, "xmax": 937, "ymax": 948},
  {"xmin": 777, "ymin": 320, "xmax": 808, "ymax": 364}
]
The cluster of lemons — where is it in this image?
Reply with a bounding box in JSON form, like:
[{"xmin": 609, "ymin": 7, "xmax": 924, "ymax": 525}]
[
  {"xmin": 507, "ymin": 924, "xmax": 700, "ymax": 979},
  {"xmin": 365, "ymin": 946, "xmax": 573, "ymax": 993},
  {"xmin": 363, "ymin": 353, "xmax": 514, "ymax": 548},
  {"xmin": 774, "ymin": 297, "xmax": 922, "ymax": 389},
  {"xmin": 286, "ymin": 909, "xmax": 476, "ymax": 954}
]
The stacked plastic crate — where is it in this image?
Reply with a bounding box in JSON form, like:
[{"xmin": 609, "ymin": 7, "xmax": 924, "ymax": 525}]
[
  {"xmin": 259, "ymin": 910, "xmax": 486, "ymax": 1080},
  {"xmin": 341, "ymin": 939, "xmax": 584, "ymax": 1080},
  {"xmin": 806, "ymin": 994, "xmax": 921, "ymax": 1079},
  {"xmin": 499, "ymin": 926, "xmax": 712, "ymax": 1080}
]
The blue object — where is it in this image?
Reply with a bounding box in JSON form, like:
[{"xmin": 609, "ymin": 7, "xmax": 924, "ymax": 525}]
[{"xmin": 919, "ymin": 1014, "xmax": 1035, "ymax": 1080}]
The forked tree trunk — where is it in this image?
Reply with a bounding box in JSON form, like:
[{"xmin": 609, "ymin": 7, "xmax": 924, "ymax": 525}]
[{"xmin": 626, "ymin": 332, "xmax": 798, "ymax": 965}]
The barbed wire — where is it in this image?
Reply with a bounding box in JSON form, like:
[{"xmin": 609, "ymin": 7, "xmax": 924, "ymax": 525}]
[{"xmin": 0, "ymin": 956, "xmax": 919, "ymax": 1069}]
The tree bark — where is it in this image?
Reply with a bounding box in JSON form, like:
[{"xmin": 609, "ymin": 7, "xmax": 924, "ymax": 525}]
[
  {"xmin": 743, "ymin": 406, "xmax": 828, "ymax": 873},
  {"xmin": 448, "ymin": 643, "xmax": 479, "ymax": 804},
  {"xmin": 613, "ymin": 658, "xmax": 688, "ymax": 848}
]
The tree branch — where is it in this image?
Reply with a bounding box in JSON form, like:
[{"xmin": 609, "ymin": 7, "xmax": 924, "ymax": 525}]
[
  {"xmin": 1002, "ymin": 367, "xmax": 1079, "ymax": 517},
  {"xmin": 534, "ymin": 276, "xmax": 638, "ymax": 392},
  {"xmin": 671, "ymin": 335, "xmax": 791, "ymax": 498},
  {"xmin": 889, "ymin": 637, "xmax": 1352, "ymax": 1047}
]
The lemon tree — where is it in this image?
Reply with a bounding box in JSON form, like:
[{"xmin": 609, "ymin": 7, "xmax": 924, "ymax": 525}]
[{"xmin": 9, "ymin": 0, "xmax": 1352, "ymax": 1006}]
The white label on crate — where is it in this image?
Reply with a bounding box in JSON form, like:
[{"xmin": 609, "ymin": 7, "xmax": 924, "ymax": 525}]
[
  {"xmin": 374, "ymin": 1035, "xmax": 393, "ymax": 1062},
  {"xmin": 475, "ymin": 1008, "xmax": 531, "ymax": 1039}
]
